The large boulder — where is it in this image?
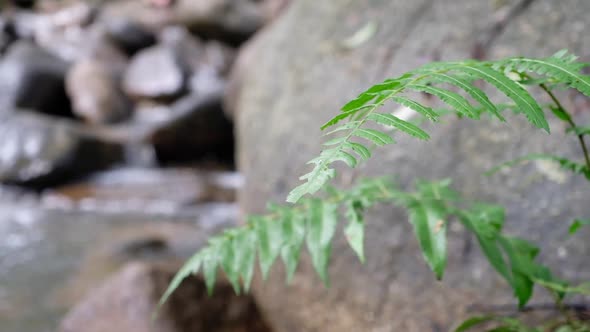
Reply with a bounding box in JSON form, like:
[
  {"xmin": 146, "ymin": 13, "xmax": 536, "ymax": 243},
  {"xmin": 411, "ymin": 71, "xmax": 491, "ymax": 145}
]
[{"xmin": 233, "ymin": 0, "xmax": 590, "ymax": 331}]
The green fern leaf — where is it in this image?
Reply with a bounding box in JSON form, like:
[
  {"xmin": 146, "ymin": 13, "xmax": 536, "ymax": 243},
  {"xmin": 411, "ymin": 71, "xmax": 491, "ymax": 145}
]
[
  {"xmin": 341, "ymin": 93, "xmax": 375, "ymax": 112},
  {"xmin": 343, "ymin": 142, "xmax": 372, "ymax": 160},
  {"xmin": 406, "ymin": 196, "xmax": 448, "ymax": 280},
  {"xmin": 157, "ymin": 252, "xmax": 202, "ymax": 310},
  {"xmin": 458, "ymin": 205, "xmax": 512, "ymax": 284},
  {"xmin": 202, "ymin": 250, "xmax": 219, "ymax": 295},
  {"xmin": 280, "ymin": 212, "xmax": 305, "ymax": 283},
  {"xmin": 255, "ymin": 216, "xmax": 284, "ymax": 280},
  {"xmin": 408, "ymin": 84, "xmax": 477, "ymax": 118},
  {"xmin": 287, "ymin": 167, "xmax": 335, "ymax": 203},
  {"xmin": 503, "ymin": 54, "xmax": 590, "ymax": 98},
  {"xmin": 455, "ymin": 64, "xmax": 549, "ymax": 132},
  {"xmin": 453, "ymin": 316, "xmax": 496, "ymax": 332},
  {"xmin": 567, "ymin": 126, "xmax": 590, "ymax": 136},
  {"xmin": 306, "ymin": 199, "xmax": 338, "ymax": 285},
  {"xmin": 486, "ymin": 153, "xmax": 590, "ymax": 180},
  {"xmin": 355, "ymin": 128, "xmax": 394, "ymax": 146},
  {"xmin": 427, "ymin": 73, "xmax": 505, "ymax": 121},
  {"xmin": 569, "ymin": 219, "xmax": 590, "ymax": 235},
  {"xmin": 344, "ymin": 200, "xmax": 366, "ymax": 263},
  {"xmin": 367, "ymin": 113, "xmax": 430, "ymax": 140},
  {"xmin": 220, "ymin": 234, "xmax": 241, "ymax": 294},
  {"xmin": 334, "ymin": 150, "xmax": 358, "ymax": 168},
  {"xmin": 391, "ymin": 96, "xmax": 439, "ymax": 121},
  {"xmin": 234, "ymin": 230, "xmax": 257, "ymax": 292}
]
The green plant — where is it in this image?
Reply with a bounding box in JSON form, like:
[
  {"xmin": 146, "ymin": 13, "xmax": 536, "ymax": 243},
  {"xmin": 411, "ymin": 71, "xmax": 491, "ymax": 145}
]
[{"xmin": 159, "ymin": 50, "xmax": 590, "ymax": 331}]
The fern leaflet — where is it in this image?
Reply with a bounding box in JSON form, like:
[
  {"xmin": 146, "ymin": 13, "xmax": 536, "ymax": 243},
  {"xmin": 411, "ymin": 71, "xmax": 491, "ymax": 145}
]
[{"xmin": 285, "ymin": 53, "xmax": 590, "ymax": 203}]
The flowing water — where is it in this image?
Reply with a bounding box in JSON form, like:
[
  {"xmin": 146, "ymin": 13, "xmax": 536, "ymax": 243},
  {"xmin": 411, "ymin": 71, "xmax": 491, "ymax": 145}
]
[{"xmin": 0, "ymin": 168, "xmax": 240, "ymax": 332}]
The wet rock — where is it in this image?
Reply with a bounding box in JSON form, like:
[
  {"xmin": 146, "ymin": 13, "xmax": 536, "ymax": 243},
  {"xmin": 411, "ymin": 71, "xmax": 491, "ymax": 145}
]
[
  {"xmin": 102, "ymin": 17, "xmax": 157, "ymax": 56},
  {"xmin": 123, "ymin": 44, "xmax": 189, "ymax": 100},
  {"xmin": 34, "ymin": 5, "xmax": 127, "ymax": 63},
  {"xmin": 9, "ymin": 10, "xmax": 38, "ymax": 40},
  {"xmin": 103, "ymin": 0, "xmax": 264, "ymax": 46},
  {"xmin": 159, "ymin": 26, "xmax": 203, "ymax": 71},
  {"xmin": 234, "ymin": 1, "xmax": 590, "ymax": 331},
  {"xmin": 55, "ymin": 222, "xmax": 207, "ymax": 307},
  {"xmin": 66, "ymin": 59, "xmax": 131, "ymax": 124},
  {"xmin": 148, "ymin": 93, "xmax": 234, "ymax": 164},
  {"xmin": 11, "ymin": 0, "xmax": 36, "ymax": 9},
  {"xmin": 0, "ymin": 17, "xmax": 17, "ymax": 54},
  {"xmin": 201, "ymin": 40, "xmax": 235, "ymax": 76},
  {"xmin": 190, "ymin": 66, "xmax": 226, "ymax": 96},
  {"xmin": 0, "ymin": 41, "xmax": 72, "ymax": 117},
  {"xmin": 59, "ymin": 262, "xmax": 272, "ymax": 332},
  {"xmin": 172, "ymin": 0, "xmax": 265, "ymax": 45},
  {"xmin": 0, "ymin": 111, "xmax": 123, "ymax": 188}
]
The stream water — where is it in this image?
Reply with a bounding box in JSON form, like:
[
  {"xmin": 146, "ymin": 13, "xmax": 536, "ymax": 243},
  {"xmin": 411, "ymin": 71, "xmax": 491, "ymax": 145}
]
[{"xmin": 0, "ymin": 168, "xmax": 240, "ymax": 332}]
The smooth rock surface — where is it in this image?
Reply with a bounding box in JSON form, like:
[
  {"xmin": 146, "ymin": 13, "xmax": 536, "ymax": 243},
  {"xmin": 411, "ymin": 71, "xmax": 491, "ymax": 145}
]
[
  {"xmin": 123, "ymin": 44, "xmax": 189, "ymax": 100},
  {"xmin": 102, "ymin": 17, "xmax": 156, "ymax": 56},
  {"xmin": 103, "ymin": 0, "xmax": 264, "ymax": 45},
  {"xmin": 148, "ymin": 93, "xmax": 234, "ymax": 164},
  {"xmin": 233, "ymin": 0, "xmax": 590, "ymax": 331},
  {"xmin": 66, "ymin": 58, "xmax": 131, "ymax": 124},
  {"xmin": 0, "ymin": 41, "xmax": 72, "ymax": 117},
  {"xmin": 0, "ymin": 111, "xmax": 123, "ymax": 188}
]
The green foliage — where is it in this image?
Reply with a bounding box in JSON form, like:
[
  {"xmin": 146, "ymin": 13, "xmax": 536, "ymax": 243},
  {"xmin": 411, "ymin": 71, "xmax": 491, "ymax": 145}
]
[
  {"xmin": 161, "ymin": 50, "xmax": 590, "ymax": 331},
  {"xmin": 486, "ymin": 153, "xmax": 590, "ymax": 180},
  {"xmin": 569, "ymin": 219, "xmax": 590, "ymax": 235},
  {"xmin": 287, "ymin": 50, "xmax": 590, "ymax": 203}
]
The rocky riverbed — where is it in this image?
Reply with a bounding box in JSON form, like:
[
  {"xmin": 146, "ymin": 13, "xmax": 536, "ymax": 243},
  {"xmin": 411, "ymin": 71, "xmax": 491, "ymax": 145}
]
[{"xmin": 0, "ymin": 0, "xmax": 288, "ymax": 331}]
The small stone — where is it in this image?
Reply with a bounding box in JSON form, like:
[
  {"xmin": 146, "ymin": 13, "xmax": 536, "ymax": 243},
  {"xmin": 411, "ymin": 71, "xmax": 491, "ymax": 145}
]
[
  {"xmin": 148, "ymin": 93, "xmax": 234, "ymax": 164},
  {"xmin": 123, "ymin": 45, "xmax": 188, "ymax": 100},
  {"xmin": 0, "ymin": 41, "xmax": 72, "ymax": 117},
  {"xmin": 66, "ymin": 59, "xmax": 131, "ymax": 124},
  {"xmin": 0, "ymin": 111, "xmax": 123, "ymax": 188},
  {"xmin": 102, "ymin": 17, "xmax": 157, "ymax": 56}
]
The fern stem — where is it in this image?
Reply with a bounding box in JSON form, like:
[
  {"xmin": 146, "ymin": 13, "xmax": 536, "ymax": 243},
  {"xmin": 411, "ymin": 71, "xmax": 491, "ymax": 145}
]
[{"xmin": 540, "ymin": 83, "xmax": 590, "ymax": 170}]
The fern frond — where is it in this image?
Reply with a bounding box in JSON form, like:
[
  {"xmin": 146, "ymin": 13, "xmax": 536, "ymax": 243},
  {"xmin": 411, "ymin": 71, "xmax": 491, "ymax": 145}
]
[
  {"xmin": 499, "ymin": 50, "xmax": 590, "ymax": 97},
  {"xmin": 159, "ymin": 178, "xmax": 397, "ymax": 305},
  {"xmin": 486, "ymin": 153, "xmax": 590, "ymax": 180},
  {"xmin": 287, "ymin": 53, "xmax": 576, "ymax": 203}
]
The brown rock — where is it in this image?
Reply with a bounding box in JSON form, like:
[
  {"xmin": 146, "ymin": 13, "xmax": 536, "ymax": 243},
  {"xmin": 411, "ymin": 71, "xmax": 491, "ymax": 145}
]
[
  {"xmin": 59, "ymin": 262, "xmax": 272, "ymax": 332},
  {"xmin": 233, "ymin": 0, "xmax": 590, "ymax": 331},
  {"xmin": 66, "ymin": 58, "xmax": 131, "ymax": 124}
]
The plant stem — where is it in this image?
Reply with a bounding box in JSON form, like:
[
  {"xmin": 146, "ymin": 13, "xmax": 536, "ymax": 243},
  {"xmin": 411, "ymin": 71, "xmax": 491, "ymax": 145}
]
[{"xmin": 540, "ymin": 84, "xmax": 590, "ymax": 169}]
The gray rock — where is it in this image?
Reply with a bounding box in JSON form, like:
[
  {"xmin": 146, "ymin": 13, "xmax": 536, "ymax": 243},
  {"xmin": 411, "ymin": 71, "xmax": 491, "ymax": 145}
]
[
  {"xmin": 66, "ymin": 59, "xmax": 131, "ymax": 124},
  {"xmin": 103, "ymin": 0, "xmax": 265, "ymax": 46},
  {"xmin": 148, "ymin": 93, "xmax": 234, "ymax": 164},
  {"xmin": 233, "ymin": 0, "xmax": 590, "ymax": 331},
  {"xmin": 172, "ymin": 0, "xmax": 264, "ymax": 45},
  {"xmin": 0, "ymin": 41, "xmax": 72, "ymax": 117},
  {"xmin": 59, "ymin": 262, "xmax": 272, "ymax": 332},
  {"xmin": 159, "ymin": 26, "xmax": 203, "ymax": 71},
  {"xmin": 123, "ymin": 44, "xmax": 189, "ymax": 100},
  {"xmin": 102, "ymin": 17, "xmax": 156, "ymax": 56},
  {"xmin": 200, "ymin": 40, "xmax": 235, "ymax": 77},
  {"xmin": 33, "ymin": 7, "xmax": 127, "ymax": 64},
  {"xmin": 0, "ymin": 111, "xmax": 123, "ymax": 188},
  {"xmin": 0, "ymin": 17, "xmax": 17, "ymax": 54}
]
